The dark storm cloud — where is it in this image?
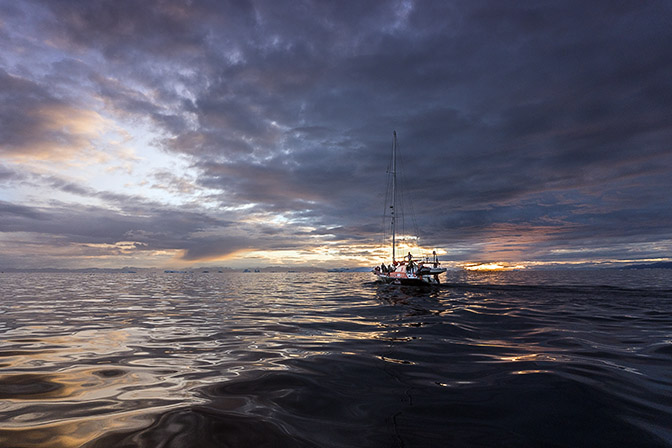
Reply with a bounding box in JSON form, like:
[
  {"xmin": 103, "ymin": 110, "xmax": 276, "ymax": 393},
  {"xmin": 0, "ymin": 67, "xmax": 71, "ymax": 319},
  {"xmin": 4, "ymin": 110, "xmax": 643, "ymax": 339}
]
[
  {"xmin": 0, "ymin": 200, "xmax": 46, "ymax": 221},
  {"xmin": 1, "ymin": 200, "xmax": 193, "ymax": 241},
  {"xmin": 2, "ymin": 0, "xmax": 672, "ymax": 266},
  {"xmin": 0, "ymin": 198, "xmax": 239, "ymax": 254},
  {"xmin": 37, "ymin": 0, "xmax": 214, "ymax": 60},
  {"xmin": 0, "ymin": 70, "xmax": 67, "ymax": 156},
  {"xmin": 0, "ymin": 164, "xmax": 25, "ymax": 183},
  {"xmin": 179, "ymin": 236, "xmax": 253, "ymax": 261},
  {"xmin": 0, "ymin": 194, "xmax": 287, "ymax": 267}
]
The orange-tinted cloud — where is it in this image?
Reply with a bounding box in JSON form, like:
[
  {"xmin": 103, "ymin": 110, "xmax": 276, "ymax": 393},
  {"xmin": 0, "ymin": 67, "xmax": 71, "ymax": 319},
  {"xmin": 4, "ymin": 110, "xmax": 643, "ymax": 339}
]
[{"xmin": 1, "ymin": 70, "xmax": 110, "ymax": 163}]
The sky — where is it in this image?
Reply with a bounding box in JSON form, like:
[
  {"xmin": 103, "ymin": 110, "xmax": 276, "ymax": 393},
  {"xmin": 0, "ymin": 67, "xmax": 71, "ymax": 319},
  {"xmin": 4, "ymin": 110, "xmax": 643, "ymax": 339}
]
[{"xmin": 1, "ymin": 0, "xmax": 671, "ymax": 270}]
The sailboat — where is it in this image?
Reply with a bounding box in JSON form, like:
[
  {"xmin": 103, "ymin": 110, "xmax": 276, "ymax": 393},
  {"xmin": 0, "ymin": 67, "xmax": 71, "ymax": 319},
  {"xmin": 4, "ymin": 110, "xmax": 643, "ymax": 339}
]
[{"xmin": 372, "ymin": 131, "xmax": 446, "ymax": 285}]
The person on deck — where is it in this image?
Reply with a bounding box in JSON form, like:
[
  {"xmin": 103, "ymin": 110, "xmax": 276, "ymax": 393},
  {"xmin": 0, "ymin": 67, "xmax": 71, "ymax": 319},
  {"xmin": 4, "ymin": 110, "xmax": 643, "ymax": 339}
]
[{"xmin": 407, "ymin": 252, "xmax": 416, "ymax": 273}]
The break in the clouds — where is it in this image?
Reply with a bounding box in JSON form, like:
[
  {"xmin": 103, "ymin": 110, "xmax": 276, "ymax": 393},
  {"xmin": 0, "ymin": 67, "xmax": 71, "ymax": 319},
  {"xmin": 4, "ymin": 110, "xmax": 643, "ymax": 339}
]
[{"xmin": 1, "ymin": 0, "xmax": 671, "ymax": 269}]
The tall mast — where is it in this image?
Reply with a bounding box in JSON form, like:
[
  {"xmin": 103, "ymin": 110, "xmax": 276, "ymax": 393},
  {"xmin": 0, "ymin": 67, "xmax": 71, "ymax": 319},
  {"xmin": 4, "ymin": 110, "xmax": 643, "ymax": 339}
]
[{"xmin": 391, "ymin": 131, "xmax": 397, "ymax": 263}]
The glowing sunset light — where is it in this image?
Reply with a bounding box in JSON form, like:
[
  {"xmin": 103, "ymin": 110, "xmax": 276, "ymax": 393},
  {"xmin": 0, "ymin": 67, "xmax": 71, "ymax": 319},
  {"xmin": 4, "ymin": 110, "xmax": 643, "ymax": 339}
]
[{"xmin": 463, "ymin": 263, "xmax": 527, "ymax": 271}]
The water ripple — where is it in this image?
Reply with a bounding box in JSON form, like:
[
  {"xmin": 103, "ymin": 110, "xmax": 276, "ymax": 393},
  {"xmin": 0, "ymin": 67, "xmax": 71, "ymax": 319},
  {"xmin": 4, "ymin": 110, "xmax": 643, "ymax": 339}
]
[{"xmin": 0, "ymin": 271, "xmax": 671, "ymax": 447}]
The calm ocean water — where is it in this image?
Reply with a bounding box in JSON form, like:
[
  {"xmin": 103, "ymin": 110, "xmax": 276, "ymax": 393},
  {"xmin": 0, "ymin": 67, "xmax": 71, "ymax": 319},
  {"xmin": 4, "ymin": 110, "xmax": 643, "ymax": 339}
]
[{"xmin": 0, "ymin": 270, "xmax": 671, "ymax": 447}]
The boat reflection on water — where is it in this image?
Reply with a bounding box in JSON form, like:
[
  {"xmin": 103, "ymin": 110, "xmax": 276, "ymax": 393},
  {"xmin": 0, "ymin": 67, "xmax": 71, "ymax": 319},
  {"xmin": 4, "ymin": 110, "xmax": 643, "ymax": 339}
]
[{"xmin": 373, "ymin": 281, "xmax": 443, "ymax": 307}]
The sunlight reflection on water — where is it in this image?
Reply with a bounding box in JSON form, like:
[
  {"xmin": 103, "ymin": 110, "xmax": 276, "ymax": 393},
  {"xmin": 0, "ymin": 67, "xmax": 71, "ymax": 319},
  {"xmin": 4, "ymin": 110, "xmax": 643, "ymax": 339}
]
[{"xmin": 0, "ymin": 271, "xmax": 671, "ymax": 447}]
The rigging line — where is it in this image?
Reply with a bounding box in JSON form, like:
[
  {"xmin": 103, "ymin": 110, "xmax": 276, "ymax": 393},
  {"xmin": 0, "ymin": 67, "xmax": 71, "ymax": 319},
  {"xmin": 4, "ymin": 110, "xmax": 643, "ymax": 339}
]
[
  {"xmin": 396, "ymin": 138, "xmax": 416, "ymax": 255},
  {"xmin": 381, "ymin": 137, "xmax": 395, "ymax": 259},
  {"xmin": 396, "ymin": 137, "xmax": 423, "ymax": 256},
  {"xmin": 397, "ymin": 141, "xmax": 406, "ymax": 249}
]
